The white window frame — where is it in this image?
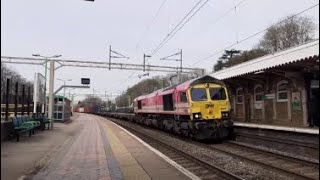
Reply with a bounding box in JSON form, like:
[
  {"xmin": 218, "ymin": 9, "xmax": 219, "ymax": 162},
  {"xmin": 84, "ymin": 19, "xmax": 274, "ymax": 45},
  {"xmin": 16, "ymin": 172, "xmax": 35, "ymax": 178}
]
[
  {"xmin": 236, "ymin": 87, "xmax": 244, "ymax": 104},
  {"xmin": 254, "ymin": 85, "xmax": 263, "ymax": 102},
  {"xmin": 277, "ymin": 80, "xmax": 289, "ymax": 102}
]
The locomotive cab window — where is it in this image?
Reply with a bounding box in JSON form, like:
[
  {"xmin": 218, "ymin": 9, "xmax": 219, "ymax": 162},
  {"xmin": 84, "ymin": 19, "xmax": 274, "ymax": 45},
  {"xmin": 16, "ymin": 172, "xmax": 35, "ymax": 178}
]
[
  {"xmin": 191, "ymin": 88, "xmax": 207, "ymax": 101},
  {"xmin": 138, "ymin": 100, "xmax": 142, "ymax": 109},
  {"xmin": 209, "ymin": 88, "xmax": 226, "ymax": 100},
  {"xmin": 180, "ymin": 92, "xmax": 187, "ymax": 102},
  {"xmin": 163, "ymin": 94, "xmax": 174, "ymax": 111}
]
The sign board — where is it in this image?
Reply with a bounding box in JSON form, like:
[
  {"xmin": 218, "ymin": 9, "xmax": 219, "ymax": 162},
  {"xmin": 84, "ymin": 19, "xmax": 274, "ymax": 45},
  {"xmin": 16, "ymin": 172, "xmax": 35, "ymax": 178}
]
[
  {"xmin": 81, "ymin": 78, "xmax": 90, "ymax": 85},
  {"xmin": 263, "ymin": 94, "xmax": 275, "ymax": 100},
  {"xmin": 292, "ymin": 92, "xmax": 302, "ymax": 111},
  {"xmin": 33, "ymin": 73, "xmax": 46, "ymax": 113},
  {"xmin": 254, "ymin": 102, "xmax": 263, "ymax": 109}
]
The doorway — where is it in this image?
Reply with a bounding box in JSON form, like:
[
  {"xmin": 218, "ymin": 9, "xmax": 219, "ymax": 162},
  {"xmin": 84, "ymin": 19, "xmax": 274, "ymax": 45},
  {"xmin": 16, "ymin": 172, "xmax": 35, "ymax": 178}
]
[{"xmin": 309, "ymin": 80, "xmax": 319, "ymax": 127}]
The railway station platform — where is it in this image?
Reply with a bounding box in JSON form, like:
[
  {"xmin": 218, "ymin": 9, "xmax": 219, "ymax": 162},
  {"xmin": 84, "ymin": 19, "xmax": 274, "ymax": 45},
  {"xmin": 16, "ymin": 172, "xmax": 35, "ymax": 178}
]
[
  {"xmin": 1, "ymin": 113, "xmax": 191, "ymax": 180},
  {"xmin": 234, "ymin": 122, "xmax": 319, "ymax": 134}
]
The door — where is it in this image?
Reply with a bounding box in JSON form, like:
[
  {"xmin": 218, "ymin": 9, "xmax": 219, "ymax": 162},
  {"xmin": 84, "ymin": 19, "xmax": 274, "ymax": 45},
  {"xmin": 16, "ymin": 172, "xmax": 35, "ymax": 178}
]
[
  {"xmin": 245, "ymin": 96, "xmax": 251, "ymax": 122},
  {"xmin": 309, "ymin": 80, "xmax": 319, "ymax": 127}
]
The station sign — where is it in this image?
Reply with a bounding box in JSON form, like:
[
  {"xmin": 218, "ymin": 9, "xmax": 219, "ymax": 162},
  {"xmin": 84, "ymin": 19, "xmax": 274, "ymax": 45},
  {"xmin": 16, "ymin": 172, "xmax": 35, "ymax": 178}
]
[
  {"xmin": 263, "ymin": 94, "xmax": 275, "ymax": 100},
  {"xmin": 81, "ymin": 78, "xmax": 90, "ymax": 85}
]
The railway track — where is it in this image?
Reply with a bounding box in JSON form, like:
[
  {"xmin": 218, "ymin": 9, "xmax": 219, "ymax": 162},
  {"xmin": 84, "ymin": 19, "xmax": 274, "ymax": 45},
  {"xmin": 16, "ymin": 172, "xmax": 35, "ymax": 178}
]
[
  {"xmin": 233, "ymin": 127, "xmax": 319, "ymax": 161},
  {"xmin": 235, "ymin": 132, "xmax": 319, "ymax": 149},
  {"xmin": 106, "ymin": 117, "xmax": 244, "ymax": 180},
  {"xmin": 202, "ymin": 142, "xmax": 319, "ymax": 180},
  {"xmin": 99, "ymin": 114, "xmax": 319, "ymax": 179}
]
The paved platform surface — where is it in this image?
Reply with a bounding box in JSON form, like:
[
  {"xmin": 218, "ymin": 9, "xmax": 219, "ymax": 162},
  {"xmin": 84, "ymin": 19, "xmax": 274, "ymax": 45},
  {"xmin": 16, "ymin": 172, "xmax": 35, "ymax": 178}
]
[
  {"xmin": 27, "ymin": 113, "xmax": 190, "ymax": 180},
  {"xmin": 1, "ymin": 114, "xmax": 83, "ymax": 180}
]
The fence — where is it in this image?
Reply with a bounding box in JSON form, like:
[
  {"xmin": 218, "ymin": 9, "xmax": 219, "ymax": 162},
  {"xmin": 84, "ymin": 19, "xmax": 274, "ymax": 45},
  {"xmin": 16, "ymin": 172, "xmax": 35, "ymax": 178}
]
[{"xmin": 1, "ymin": 78, "xmax": 37, "ymax": 121}]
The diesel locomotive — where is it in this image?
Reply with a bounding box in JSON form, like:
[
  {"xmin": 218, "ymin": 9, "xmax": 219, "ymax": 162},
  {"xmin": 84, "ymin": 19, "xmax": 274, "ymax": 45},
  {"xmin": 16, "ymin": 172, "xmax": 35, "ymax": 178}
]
[
  {"xmin": 98, "ymin": 75, "xmax": 233, "ymax": 140},
  {"xmin": 131, "ymin": 75, "xmax": 233, "ymax": 140}
]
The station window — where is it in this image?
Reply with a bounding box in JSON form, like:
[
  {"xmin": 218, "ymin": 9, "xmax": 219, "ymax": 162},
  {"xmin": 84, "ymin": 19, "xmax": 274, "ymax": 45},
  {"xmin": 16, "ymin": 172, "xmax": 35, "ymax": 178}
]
[
  {"xmin": 57, "ymin": 113, "xmax": 63, "ymax": 119},
  {"xmin": 277, "ymin": 80, "xmax": 289, "ymax": 102},
  {"xmin": 58, "ymin": 106, "xmax": 63, "ymax": 111},
  {"xmin": 180, "ymin": 92, "xmax": 187, "ymax": 102},
  {"xmin": 236, "ymin": 88, "xmax": 244, "ymax": 104},
  {"xmin": 254, "ymin": 85, "xmax": 263, "ymax": 102}
]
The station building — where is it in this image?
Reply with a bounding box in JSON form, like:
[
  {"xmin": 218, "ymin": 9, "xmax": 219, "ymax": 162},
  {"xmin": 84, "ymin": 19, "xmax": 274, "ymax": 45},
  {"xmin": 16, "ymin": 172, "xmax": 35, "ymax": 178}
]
[{"xmin": 211, "ymin": 40, "xmax": 319, "ymax": 128}]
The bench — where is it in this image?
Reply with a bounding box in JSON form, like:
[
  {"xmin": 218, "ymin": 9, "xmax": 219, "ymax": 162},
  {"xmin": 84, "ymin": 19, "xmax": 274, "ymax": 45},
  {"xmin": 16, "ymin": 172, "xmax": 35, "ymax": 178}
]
[
  {"xmin": 23, "ymin": 116, "xmax": 41, "ymax": 129},
  {"xmin": 12, "ymin": 116, "xmax": 36, "ymax": 142},
  {"xmin": 36, "ymin": 114, "xmax": 52, "ymax": 130}
]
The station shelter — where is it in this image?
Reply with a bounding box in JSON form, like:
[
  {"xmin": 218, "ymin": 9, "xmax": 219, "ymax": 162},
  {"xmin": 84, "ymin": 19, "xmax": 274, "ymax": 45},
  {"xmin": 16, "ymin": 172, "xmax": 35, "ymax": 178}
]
[
  {"xmin": 211, "ymin": 40, "xmax": 319, "ymax": 128},
  {"xmin": 46, "ymin": 95, "xmax": 72, "ymax": 121}
]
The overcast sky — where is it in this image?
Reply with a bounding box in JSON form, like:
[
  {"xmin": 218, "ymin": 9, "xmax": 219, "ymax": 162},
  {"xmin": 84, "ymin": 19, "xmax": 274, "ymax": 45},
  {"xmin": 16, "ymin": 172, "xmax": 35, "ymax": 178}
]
[{"xmin": 1, "ymin": 0, "xmax": 319, "ymax": 102}]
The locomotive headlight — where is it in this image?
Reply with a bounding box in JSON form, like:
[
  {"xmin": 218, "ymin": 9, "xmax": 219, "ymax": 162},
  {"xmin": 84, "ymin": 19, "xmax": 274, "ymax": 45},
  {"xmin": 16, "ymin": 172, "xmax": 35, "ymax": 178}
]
[
  {"xmin": 193, "ymin": 113, "xmax": 201, "ymax": 119},
  {"xmin": 221, "ymin": 112, "xmax": 229, "ymax": 117}
]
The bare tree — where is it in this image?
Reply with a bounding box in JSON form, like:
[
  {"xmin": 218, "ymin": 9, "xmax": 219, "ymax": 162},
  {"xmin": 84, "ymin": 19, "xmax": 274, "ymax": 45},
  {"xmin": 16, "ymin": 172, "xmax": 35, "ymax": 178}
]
[
  {"xmin": 1, "ymin": 63, "xmax": 33, "ymax": 94},
  {"xmin": 259, "ymin": 16, "xmax": 316, "ymax": 53}
]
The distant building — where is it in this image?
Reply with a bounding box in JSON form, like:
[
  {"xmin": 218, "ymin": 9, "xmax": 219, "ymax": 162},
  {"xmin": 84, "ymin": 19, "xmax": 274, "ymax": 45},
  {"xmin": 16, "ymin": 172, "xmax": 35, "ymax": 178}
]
[{"xmin": 211, "ymin": 40, "xmax": 319, "ymax": 128}]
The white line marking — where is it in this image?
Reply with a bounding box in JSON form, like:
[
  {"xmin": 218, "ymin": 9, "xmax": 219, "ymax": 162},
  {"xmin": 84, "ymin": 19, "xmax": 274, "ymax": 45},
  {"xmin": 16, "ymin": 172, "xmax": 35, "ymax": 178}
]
[
  {"xmin": 234, "ymin": 122, "xmax": 319, "ymax": 134},
  {"xmin": 109, "ymin": 120, "xmax": 201, "ymax": 180}
]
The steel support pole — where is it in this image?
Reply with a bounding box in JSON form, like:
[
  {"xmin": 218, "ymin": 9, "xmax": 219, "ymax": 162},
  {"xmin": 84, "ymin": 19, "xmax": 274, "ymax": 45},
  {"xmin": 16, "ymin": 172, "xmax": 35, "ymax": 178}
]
[
  {"xmin": 44, "ymin": 58, "xmax": 48, "ymax": 116},
  {"xmin": 179, "ymin": 49, "xmax": 183, "ymax": 83},
  {"xmin": 5, "ymin": 79, "xmax": 10, "ymax": 121},
  {"xmin": 27, "ymin": 86, "xmax": 31, "ymax": 116},
  {"xmin": 143, "ymin": 54, "xmax": 145, "ymax": 72},
  {"xmin": 180, "ymin": 49, "xmax": 182, "ymax": 75},
  {"xmin": 48, "ymin": 60, "xmax": 55, "ymax": 128},
  {"xmin": 14, "ymin": 82, "xmax": 18, "ymax": 117},
  {"xmin": 63, "ymin": 81, "xmax": 65, "ymax": 121},
  {"xmin": 109, "ymin": 45, "xmax": 111, "ymax": 70},
  {"xmin": 22, "ymin": 85, "xmax": 25, "ymax": 116}
]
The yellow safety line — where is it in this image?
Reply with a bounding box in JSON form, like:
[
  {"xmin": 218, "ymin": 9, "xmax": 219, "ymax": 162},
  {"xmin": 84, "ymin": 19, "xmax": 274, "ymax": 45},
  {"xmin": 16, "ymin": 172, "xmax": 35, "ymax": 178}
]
[{"xmin": 98, "ymin": 119, "xmax": 151, "ymax": 180}]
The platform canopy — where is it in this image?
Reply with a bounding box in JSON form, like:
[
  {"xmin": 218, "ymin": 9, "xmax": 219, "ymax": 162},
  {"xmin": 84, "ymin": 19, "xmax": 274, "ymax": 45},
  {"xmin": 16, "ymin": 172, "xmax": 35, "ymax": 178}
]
[{"xmin": 211, "ymin": 39, "xmax": 319, "ymax": 80}]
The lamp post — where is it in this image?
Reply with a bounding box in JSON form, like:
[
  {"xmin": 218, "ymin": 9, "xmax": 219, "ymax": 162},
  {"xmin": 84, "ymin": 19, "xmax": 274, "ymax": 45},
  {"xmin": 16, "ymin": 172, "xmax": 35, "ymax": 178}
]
[
  {"xmin": 32, "ymin": 54, "xmax": 61, "ymax": 128},
  {"xmin": 57, "ymin": 78, "xmax": 72, "ymax": 121}
]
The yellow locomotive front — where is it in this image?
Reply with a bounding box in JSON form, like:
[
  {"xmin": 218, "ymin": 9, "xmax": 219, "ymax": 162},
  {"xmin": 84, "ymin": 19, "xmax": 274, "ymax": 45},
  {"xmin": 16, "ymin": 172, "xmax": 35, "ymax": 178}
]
[
  {"xmin": 188, "ymin": 83, "xmax": 231, "ymax": 121},
  {"xmin": 186, "ymin": 81, "xmax": 233, "ymax": 140}
]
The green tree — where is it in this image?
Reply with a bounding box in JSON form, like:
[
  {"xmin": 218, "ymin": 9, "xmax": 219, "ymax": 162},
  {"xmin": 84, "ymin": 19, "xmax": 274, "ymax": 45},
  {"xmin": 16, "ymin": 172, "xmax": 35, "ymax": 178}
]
[{"xmin": 212, "ymin": 48, "xmax": 268, "ymax": 72}]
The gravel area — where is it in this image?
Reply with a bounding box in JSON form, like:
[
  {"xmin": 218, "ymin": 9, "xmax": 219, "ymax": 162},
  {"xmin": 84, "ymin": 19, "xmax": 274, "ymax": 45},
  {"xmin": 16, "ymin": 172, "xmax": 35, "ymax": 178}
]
[{"xmin": 107, "ymin": 117, "xmax": 291, "ymax": 180}]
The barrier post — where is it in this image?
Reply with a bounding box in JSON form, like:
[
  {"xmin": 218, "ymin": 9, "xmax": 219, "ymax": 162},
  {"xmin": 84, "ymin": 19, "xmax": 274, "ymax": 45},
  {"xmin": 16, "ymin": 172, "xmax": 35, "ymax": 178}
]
[
  {"xmin": 21, "ymin": 85, "xmax": 25, "ymax": 116},
  {"xmin": 5, "ymin": 78, "xmax": 10, "ymax": 121},
  {"xmin": 14, "ymin": 82, "xmax": 18, "ymax": 117}
]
